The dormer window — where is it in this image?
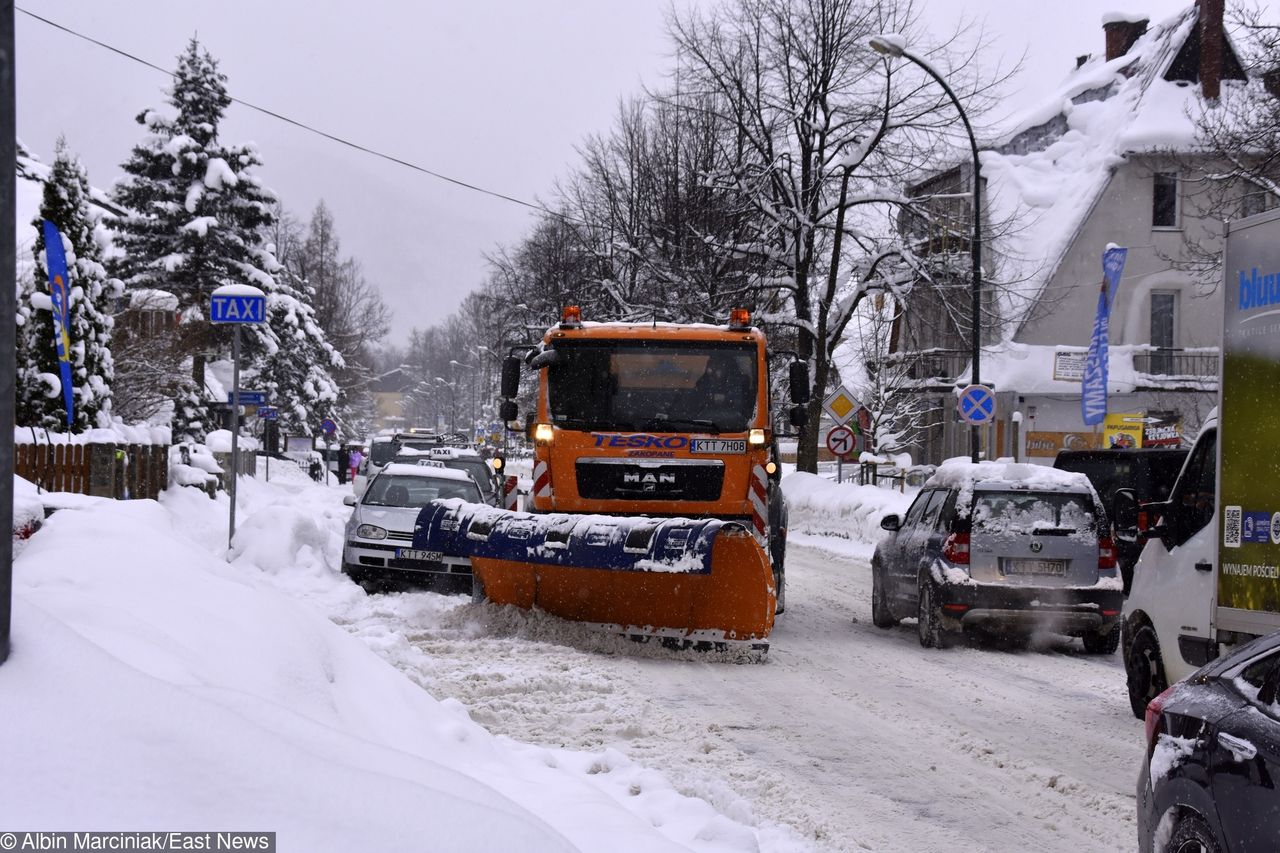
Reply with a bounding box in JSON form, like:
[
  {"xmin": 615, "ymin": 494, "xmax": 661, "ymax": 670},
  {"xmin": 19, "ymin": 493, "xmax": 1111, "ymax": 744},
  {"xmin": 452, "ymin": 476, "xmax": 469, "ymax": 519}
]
[{"xmin": 1153, "ymin": 172, "xmax": 1179, "ymax": 228}]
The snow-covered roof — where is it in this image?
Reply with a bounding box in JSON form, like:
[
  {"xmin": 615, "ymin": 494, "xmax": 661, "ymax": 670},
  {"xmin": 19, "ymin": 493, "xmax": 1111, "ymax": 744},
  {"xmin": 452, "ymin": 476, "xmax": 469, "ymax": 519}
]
[
  {"xmin": 379, "ymin": 462, "xmax": 475, "ymax": 482},
  {"xmin": 978, "ymin": 5, "xmax": 1238, "ymax": 338},
  {"xmin": 128, "ymin": 288, "xmax": 179, "ymax": 311}
]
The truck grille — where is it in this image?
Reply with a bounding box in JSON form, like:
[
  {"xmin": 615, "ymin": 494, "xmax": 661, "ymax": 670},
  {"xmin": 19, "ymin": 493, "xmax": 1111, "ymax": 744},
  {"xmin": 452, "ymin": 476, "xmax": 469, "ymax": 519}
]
[{"xmin": 575, "ymin": 458, "xmax": 724, "ymax": 502}]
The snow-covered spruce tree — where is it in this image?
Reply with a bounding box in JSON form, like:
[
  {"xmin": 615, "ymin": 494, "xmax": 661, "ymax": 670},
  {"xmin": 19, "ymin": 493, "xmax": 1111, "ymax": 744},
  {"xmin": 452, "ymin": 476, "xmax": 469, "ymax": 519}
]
[
  {"xmin": 15, "ymin": 138, "xmax": 121, "ymax": 430},
  {"xmin": 247, "ymin": 257, "xmax": 344, "ymax": 438},
  {"xmin": 110, "ymin": 37, "xmax": 278, "ymax": 442}
]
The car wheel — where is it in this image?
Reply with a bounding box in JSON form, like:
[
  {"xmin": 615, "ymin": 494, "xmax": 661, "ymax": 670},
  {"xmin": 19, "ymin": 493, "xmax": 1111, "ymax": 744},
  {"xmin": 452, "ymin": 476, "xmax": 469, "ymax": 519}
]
[
  {"xmin": 773, "ymin": 567, "xmax": 786, "ymax": 617},
  {"xmin": 1125, "ymin": 624, "xmax": 1169, "ymax": 719},
  {"xmin": 1083, "ymin": 626, "xmax": 1121, "ymax": 655},
  {"xmin": 871, "ymin": 562, "xmax": 898, "ymax": 629},
  {"xmin": 1168, "ymin": 812, "xmax": 1222, "ymax": 853},
  {"xmin": 917, "ymin": 573, "xmax": 952, "ymax": 649}
]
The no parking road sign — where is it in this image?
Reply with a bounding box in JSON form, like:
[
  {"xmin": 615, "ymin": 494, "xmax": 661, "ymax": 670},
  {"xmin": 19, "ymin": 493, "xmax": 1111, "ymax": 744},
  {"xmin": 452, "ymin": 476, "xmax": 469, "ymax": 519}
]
[
  {"xmin": 957, "ymin": 384, "xmax": 996, "ymax": 425},
  {"xmin": 826, "ymin": 424, "xmax": 858, "ymax": 459}
]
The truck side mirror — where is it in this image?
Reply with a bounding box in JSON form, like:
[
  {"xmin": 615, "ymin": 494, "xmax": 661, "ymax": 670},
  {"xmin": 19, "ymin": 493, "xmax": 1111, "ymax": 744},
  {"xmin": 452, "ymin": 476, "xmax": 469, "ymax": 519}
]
[
  {"xmin": 500, "ymin": 356, "xmax": 522, "ymax": 399},
  {"xmin": 789, "ymin": 404, "xmax": 808, "ymax": 428},
  {"xmin": 1113, "ymin": 489, "xmax": 1139, "ymax": 539},
  {"xmin": 1111, "ymin": 489, "xmax": 1141, "ymax": 535},
  {"xmin": 789, "ymin": 361, "xmax": 810, "ymax": 404},
  {"xmin": 524, "ymin": 412, "xmax": 536, "ymax": 441},
  {"xmin": 499, "ymin": 399, "xmax": 518, "ymax": 423}
]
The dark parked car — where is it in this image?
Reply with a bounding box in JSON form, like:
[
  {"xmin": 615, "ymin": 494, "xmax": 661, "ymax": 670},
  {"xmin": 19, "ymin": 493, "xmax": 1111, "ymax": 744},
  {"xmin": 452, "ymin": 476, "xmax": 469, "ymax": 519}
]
[
  {"xmin": 1053, "ymin": 447, "xmax": 1189, "ymax": 594},
  {"xmin": 1138, "ymin": 629, "xmax": 1280, "ymax": 853},
  {"xmin": 871, "ymin": 460, "xmax": 1124, "ymax": 651}
]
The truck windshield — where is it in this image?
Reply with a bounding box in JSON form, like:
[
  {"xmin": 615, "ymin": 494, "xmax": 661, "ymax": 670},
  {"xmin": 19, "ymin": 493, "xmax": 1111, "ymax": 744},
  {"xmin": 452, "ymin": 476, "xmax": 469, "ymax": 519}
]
[{"xmin": 547, "ymin": 340, "xmax": 758, "ymax": 433}]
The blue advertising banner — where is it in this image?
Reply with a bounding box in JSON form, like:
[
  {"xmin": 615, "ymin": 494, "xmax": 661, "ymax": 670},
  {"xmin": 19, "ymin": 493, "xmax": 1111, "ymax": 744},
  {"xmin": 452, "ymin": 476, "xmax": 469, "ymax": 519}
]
[
  {"xmin": 41, "ymin": 220, "xmax": 75, "ymax": 428},
  {"xmin": 1081, "ymin": 245, "xmax": 1128, "ymax": 426}
]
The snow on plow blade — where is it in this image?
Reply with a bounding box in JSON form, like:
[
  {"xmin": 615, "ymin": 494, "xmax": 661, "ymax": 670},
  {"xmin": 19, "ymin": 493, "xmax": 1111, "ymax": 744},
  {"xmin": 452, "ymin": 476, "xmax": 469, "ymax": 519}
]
[{"xmin": 414, "ymin": 501, "xmax": 775, "ymax": 648}]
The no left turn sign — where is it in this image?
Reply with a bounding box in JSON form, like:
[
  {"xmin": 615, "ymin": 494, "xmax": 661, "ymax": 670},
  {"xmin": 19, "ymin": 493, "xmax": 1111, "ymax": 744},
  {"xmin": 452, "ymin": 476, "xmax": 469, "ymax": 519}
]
[{"xmin": 826, "ymin": 424, "xmax": 857, "ymax": 459}]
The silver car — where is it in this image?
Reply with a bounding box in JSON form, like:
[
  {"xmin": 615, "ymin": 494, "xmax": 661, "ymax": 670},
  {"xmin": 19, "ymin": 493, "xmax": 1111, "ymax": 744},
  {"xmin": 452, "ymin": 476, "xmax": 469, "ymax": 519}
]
[
  {"xmin": 342, "ymin": 462, "xmax": 481, "ymax": 591},
  {"xmin": 871, "ymin": 460, "xmax": 1125, "ymax": 651}
]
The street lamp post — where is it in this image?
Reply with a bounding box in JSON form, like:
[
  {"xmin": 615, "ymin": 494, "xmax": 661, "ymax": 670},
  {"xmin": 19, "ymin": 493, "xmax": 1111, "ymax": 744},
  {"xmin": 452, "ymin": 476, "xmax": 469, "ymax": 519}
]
[
  {"xmin": 435, "ymin": 377, "xmax": 456, "ymax": 433},
  {"xmin": 870, "ymin": 34, "xmax": 983, "ymax": 463},
  {"xmin": 451, "ymin": 359, "xmax": 479, "ymax": 439}
]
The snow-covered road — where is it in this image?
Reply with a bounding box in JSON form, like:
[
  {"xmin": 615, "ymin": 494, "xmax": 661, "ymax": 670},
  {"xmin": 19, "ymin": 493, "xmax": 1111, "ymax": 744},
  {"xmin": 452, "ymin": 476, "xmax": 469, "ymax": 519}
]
[{"xmin": 342, "ymin": 527, "xmax": 1145, "ymax": 852}]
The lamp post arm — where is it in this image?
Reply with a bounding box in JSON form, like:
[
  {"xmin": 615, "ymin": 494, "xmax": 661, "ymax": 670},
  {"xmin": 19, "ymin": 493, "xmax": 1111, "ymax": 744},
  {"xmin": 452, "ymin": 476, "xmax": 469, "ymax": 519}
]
[
  {"xmin": 896, "ymin": 48, "xmax": 983, "ymax": 462},
  {"xmin": 898, "ymin": 48, "xmax": 982, "ymax": 386}
]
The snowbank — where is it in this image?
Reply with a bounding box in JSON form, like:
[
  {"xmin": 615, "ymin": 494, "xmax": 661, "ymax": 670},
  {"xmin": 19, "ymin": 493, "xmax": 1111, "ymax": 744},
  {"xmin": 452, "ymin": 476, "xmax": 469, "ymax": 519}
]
[
  {"xmin": 14, "ymin": 421, "xmax": 171, "ymax": 445},
  {"xmin": 205, "ymin": 428, "xmax": 260, "ymax": 453},
  {"xmin": 1, "ymin": 486, "xmax": 783, "ymax": 852},
  {"xmin": 781, "ymin": 472, "xmax": 915, "ymax": 554}
]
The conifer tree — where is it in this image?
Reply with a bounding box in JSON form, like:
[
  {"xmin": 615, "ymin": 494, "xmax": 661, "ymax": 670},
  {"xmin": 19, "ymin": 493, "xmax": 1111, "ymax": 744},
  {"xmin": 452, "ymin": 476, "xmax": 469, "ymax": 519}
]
[
  {"xmin": 110, "ymin": 37, "xmax": 280, "ymax": 442},
  {"xmin": 246, "ymin": 263, "xmax": 345, "ymax": 437},
  {"xmin": 16, "ymin": 138, "xmax": 120, "ymax": 430}
]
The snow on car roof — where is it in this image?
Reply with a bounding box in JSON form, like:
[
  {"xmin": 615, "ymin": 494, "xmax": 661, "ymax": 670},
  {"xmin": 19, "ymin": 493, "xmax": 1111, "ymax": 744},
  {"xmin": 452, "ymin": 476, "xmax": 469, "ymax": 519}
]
[
  {"xmin": 393, "ymin": 445, "xmax": 481, "ymax": 459},
  {"xmin": 926, "ymin": 458, "xmax": 1096, "ymax": 495},
  {"xmin": 378, "ymin": 463, "xmax": 475, "ymax": 482}
]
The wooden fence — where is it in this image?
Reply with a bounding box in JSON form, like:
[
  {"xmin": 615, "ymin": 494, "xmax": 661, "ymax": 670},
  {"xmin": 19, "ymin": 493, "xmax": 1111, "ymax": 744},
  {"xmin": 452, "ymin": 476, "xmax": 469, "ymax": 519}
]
[{"xmin": 15, "ymin": 443, "xmax": 170, "ymax": 501}]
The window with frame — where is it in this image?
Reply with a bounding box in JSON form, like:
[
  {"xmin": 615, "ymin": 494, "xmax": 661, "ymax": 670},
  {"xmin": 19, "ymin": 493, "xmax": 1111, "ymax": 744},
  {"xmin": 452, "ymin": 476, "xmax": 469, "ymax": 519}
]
[
  {"xmin": 1152, "ymin": 172, "xmax": 1179, "ymax": 228},
  {"xmin": 1242, "ymin": 186, "xmax": 1274, "ymax": 219},
  {"xmin": 1150, "ymin": 291, "xmax": 1178, "ymax": 374}
]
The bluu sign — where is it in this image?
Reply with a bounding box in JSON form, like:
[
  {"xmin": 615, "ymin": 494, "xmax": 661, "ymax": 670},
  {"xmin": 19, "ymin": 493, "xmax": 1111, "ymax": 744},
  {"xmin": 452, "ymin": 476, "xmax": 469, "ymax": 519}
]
[{"xmin": 210, "ymin": 291, "xmax": 266, "ymax": 323}]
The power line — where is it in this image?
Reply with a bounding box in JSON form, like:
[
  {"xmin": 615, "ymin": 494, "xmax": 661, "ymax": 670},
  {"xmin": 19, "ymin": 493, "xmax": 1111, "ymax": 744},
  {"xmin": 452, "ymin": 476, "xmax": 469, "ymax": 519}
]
[{"xmin": 16, "ymin": 6, "xmax": 578, "ymax": 223}]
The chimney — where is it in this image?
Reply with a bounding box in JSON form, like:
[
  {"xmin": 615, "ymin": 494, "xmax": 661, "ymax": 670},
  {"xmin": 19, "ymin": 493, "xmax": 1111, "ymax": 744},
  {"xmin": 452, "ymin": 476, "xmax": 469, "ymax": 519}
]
[
  {"xmin": 1103, "ymin": 15, "xmax": 1149, "ymax": 61},
  {"xmin": 1199, "ymin": 0, "xmax": 1225, "ymax": 100}
]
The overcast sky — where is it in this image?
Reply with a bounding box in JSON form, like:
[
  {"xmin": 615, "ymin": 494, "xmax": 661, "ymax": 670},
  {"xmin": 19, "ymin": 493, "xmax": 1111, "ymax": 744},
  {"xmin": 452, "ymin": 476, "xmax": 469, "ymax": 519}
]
[{"xmin": 16, "ymin": 0, "xmax": 1227, "ymax": 344}]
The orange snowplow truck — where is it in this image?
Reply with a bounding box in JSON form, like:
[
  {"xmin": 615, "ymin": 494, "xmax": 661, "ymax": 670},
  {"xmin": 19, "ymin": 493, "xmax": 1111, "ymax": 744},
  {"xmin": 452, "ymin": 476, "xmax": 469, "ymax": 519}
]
[{"xmin": 414, "ymin": 306, "xmax": 810, "ymax": 651}]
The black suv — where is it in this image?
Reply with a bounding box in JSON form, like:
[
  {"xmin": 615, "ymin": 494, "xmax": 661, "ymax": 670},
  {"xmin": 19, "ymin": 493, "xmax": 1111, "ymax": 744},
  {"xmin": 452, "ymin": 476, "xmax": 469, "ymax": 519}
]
[{"xmin": 1052, "ymin": 448, "xmax": 1188, "ymax": 594}]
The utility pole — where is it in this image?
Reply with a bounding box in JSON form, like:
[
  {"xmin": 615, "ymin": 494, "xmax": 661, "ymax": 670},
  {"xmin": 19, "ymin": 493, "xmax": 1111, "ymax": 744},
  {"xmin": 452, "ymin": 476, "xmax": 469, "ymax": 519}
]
[{"xmin": 0, "ymin": 0, "xmax": 14, "ymax": 665}]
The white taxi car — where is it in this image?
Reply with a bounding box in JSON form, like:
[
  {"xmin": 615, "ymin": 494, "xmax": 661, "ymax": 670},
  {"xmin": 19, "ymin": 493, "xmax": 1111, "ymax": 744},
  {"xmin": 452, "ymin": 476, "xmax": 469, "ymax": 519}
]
[
  {"xmin": 341, "ymin": 461, "xmax": 480, "ymax": 591},
  {"xmin": 391, "ymin": 445, "xmax": 503, "ymax": 506}
]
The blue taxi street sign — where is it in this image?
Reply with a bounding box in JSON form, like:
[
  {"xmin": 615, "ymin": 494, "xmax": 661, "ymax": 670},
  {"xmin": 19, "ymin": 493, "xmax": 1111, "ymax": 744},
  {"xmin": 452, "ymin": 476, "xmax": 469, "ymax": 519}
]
[
  {"xmin": 209, "ymin": 289, "xmax": 266, "ymax": 324},
  {"xmin": 958, "ymin": 384, "xmax": 996, "ymax": 425},
  {"xmin": 257, "ymin": 406, "xmax": 279, "ymax": 420},
  {"xmin": 228, "ymin": 390, "xmax": 268, "ymax": 406}
]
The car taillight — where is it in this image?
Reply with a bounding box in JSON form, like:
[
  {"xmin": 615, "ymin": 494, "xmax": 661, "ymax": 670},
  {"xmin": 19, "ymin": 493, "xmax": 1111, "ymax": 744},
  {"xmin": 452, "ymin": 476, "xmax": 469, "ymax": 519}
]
[
  {"xmin": 942, "ymin": 532, "xmax": 970, "ymax": 565},
  {"xmin": 1145, "ymin": 685, "xmax": 1175, "ymax": 752},
  {"xmin": 1136, "ymin": 509, "xmax": 1149, "ymax": 532},
  {"xmin": 1098, "ymin": 536, "xmax": 1117, "ymax": 570}
]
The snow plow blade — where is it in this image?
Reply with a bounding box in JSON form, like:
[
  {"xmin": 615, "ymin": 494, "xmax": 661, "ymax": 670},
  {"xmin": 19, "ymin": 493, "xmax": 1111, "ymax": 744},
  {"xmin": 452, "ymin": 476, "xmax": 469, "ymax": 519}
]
[{"xmin": 414, "ymin": 501, "xmax": 775, "ymax": 648}]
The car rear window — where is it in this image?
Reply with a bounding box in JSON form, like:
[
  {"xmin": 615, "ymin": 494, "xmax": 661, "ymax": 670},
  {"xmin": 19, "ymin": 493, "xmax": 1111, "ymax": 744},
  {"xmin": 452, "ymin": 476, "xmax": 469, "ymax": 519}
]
[
  {"xmin": 363, "ymin": 474, "xmax": 481, "ymax": 507},
  {"xmin": 972, "ymin": 490, "xmax": 1097, "ymax": 539},
  {"xmin": 369, "ymin": 441, "xmax": 397, "ymax": 466},
  {"xmin": 447, "ymin": 458, "xmax": 496, "ymax": 496}
]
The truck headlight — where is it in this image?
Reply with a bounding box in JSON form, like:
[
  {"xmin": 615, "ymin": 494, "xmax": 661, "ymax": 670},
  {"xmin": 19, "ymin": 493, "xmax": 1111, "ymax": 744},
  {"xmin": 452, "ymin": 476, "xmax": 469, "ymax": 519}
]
[
  {"xmin": 748, "ymin": 428, "xmax": 766, "ymax": 446},
  {"xmin": 356, "ymin": 524, "xmax": 388, "ymax": 540},
  {"xmin": 534, "ymin": 423, "xmax": 554, "ymax": 445}
]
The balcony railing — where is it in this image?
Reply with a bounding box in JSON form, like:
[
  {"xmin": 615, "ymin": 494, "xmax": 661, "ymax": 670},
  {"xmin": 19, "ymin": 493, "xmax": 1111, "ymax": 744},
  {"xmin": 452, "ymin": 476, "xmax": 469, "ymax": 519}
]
[
  {"xmin": 880, "ymin": 349, "xmax": 969, "ymax": 386},
  {"xmin": 1132, "ymin": 348, "xmax": 1219, "ymax": 379},
  {"xmin": 880, "ymin": 346, "xmax": 1219, "ymax": 393}
]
